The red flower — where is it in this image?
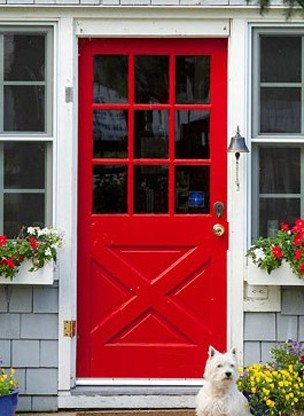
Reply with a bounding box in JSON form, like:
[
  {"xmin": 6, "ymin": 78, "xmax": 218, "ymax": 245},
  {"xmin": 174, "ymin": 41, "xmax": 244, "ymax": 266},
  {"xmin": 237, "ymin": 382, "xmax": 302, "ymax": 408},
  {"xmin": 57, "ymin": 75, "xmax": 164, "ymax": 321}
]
[
  {"xmin": 300, "ymin": 355, "xmax": 304, "ymax": 364},
  {"xmin": 293, "ymin": 233, "xmax": 303, "ymax": 246},
  {"xmin": 29, "ymin": 236, "xmax": 39, "ymax": 250},
  {"xmin": 272, "ymin": 245, "xmax": 283, "ymax": 259},
  {"xmin": 0, "ymin": 258, "xmax": 15, "ymax": 268},
  {"xmin": 295, "ymin": 249, "xmax": 302, "ymax": 261},
  {"xmin": 280, "ymin": 222, "xmax": 289, "ymax": 231},
  {"xmin": 300, "ymin": 264, "xmax": 304, "ymax": 275},
  {"xmin": 0, "ymin": 235, "xmax": 7, "ymax": 246},
  {"xmin": 292, "ymin": 218, "xmax": 304, "ymax": 234}
]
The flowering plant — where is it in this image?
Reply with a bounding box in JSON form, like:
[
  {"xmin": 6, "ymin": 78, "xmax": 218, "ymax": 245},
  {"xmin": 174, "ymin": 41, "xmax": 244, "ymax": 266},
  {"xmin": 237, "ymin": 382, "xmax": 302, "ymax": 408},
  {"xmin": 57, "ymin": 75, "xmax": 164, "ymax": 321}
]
[
  {"xmin": 0, "ymin": 365, "xmax": 18, "ymax": 395},
  {"xmin": 238, "ymin": 340, "xmax": 304, "ymax": 416},
  {"xmin": 247, "ymin": 218, "xmax": 304, "ymax": 279},
  {"xmin": 0, "ymin": 226, "xmax": 63, "ymax": 280}
]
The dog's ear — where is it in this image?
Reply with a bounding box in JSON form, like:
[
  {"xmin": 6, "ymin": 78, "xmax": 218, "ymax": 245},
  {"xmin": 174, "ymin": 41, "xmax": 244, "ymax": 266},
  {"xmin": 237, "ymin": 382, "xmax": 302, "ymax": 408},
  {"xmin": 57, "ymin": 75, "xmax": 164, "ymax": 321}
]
[
  {"xmin": 208, "ymin": 345, "xmax": 218, "ymax": 358},
  {"xmin": 230, "ymin": 346, "xmax": 236, "ymax": 355}
]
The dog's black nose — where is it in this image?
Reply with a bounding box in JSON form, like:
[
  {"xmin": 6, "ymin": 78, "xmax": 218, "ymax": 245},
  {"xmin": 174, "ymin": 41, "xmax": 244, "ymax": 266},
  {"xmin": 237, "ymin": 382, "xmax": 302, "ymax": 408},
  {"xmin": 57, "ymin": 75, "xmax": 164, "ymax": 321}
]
[{"xmin": 225, "ymin": 371, "xmax": 232, "ymax": 378}]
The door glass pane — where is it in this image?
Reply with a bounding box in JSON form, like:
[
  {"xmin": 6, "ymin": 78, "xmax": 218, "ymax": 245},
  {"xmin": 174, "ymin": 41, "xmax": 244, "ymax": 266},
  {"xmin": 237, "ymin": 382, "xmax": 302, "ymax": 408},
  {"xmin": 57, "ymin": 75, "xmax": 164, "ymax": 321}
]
[
  {"xmin": 176, "ymin": 56, "xmax": 210, "ymax": 104},
  {"xmin": 4, "ymin": 86, "xmax": 45, "ymax": 132},
  {"xmin": 93, "ymin": 165, "xmax": 127, "ymax": 214},
  {"xmin": 260, "ymin": 36, "xmax": 301, "ymax": 83},
  {"xmin": 4, "ymin": 142, "xmax": 45, "ymax": 189},
  {"xmin": 260, "ymin": 87, "xmax": 300, "ymax": 133},
  {"xmin": 135, "ymin": 56, "xmax": 169, "ymax": 103},
  {"xmin": 4, "ymin": 194, "xmax": 44, "ymax": 238},
  {"xmin": 4, "ymin": 34, "xmax": 45, "ymax": 81},
  {"xmin": 134, "ymin": 110, "xmax": 168, "ymax": 158},
  {"xmin": 259, "ymin": 198, "xmax": 300, "ymax": 237},
  {"xmin": 93, "ymin": 110, "xmax": 128, "ymax": 158},
  {"xmin": 175, "ymin": 166, "xmax": 209, "ymax": 214},
  {"xmin": 94, "ymin": 56, "xmax": 128, "ymax": 103},
  {"xmin": 134, "ymin": 166, "xmax": 168, "ymax": 213},
  {"xmin": 175, "ymin": 110, "xmax": 210, "ymax": 158},
  {"xmin": 259, "ymin": 147, "xmax": 300, "ymax": 194}
]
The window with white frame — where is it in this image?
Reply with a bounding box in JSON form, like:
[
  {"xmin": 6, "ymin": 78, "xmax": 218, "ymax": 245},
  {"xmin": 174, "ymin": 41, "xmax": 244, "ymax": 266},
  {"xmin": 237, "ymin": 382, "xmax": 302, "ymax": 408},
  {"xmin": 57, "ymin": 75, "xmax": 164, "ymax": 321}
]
[
  {"xmin": 0, "ymin": 28, "xmax": 53, "ymax": 237},
  {"xmin": 252, "ymin": 28, "xmax": 304, "ymax": 240}
]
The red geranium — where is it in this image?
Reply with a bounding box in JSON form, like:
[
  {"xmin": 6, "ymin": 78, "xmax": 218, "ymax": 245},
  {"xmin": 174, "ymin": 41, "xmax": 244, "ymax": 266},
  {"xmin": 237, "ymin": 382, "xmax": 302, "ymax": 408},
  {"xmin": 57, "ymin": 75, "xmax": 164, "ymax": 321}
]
[
  {"xmin": 272, "ymin": 245, "xmax": 283, "ymax": 259},
  {"xmin": 280, "ymin": 222, "xmax": 289, "ymax": 231},
  {"xmin": 294, "ymin": 249, "xmax": 302, "ymax": 261},
  {"xmin": 300, "ymin": 264, "xmax": 304, "ymax": 275},
  {"xmin": 29, "ymin": 236, "xmax": 39, "ymax": 250},
  {"xmin": 293, "ymin": 233, "xmax": 303, "ymax": 246},
  {"xmin": 0, "ymin": 235, "xmax": 7, "ymax": 247},
  {"xmin": 0, "ymin": 258, "xmax": 15, "ymax": 268}
]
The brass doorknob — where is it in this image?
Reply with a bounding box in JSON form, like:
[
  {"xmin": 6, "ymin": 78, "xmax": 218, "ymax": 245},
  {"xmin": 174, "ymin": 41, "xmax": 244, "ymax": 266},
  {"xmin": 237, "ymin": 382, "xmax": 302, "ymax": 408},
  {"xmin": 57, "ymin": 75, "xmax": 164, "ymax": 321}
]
[{"xmin": 212, "ymin": 224, "xmax": 225, "ymax": 237}]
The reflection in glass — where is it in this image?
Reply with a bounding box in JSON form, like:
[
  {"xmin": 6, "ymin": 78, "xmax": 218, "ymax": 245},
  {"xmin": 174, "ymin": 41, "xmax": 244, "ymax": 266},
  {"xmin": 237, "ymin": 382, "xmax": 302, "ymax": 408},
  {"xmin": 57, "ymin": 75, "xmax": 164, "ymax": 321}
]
[
  {"xmin": 176, "ymin": 56, "xmax": 210, "ymax": 104},
  {"xmin": 134, "ymin": 166, "xmax": 168, "ymax": 213},
  {"xmin": 175, "ymin": 111, "xmax": 210, "ymax": 158},
  {"xmin": 4, "ymin": 142, "xmax": 45, "ymax": 189},
  {"xmin": 259, "ymin": 198, "xmax": 300, "ymax": 237},
  {"xmin": 175, "ymin": 166, "xmax": 209, "ymax": 214},
  {"xmin": 259, "ymin": 148, "xmax": 300, "ymax": 194},
  {"xmin": 93, "ymin": 165, "xmax": 127, "ymax": 213},
  {"xmin": 4, "ymin": 194, "xmax": 44, "ymax": 238},
  {"xmin": 93, "ymin": 110, "xmax": 128, "ymax": 158},
  {"xmin": 4, "ymin": 34, "xmax": 45, "ymax": 81},
  {"xmin": 134, "ymin": 110, "xmax": 168, "ymax": 158},
  {"xmin": 260, "ymin": 87, "xmax": 300, "ymax": 133},
  {"xmin": 135, "ymin": 56, "xmax": 169, "ymax": 103},
  {"xmin": 261, "ymin": 36, "xmax": 301, "ymax": 83},
  {"xmin": 94, "ymin": 56, "xmax": 128, "ymax": 103},
  {"xmin": 4, "ymin": 86, "xmax": 45, "ymax": 132}
]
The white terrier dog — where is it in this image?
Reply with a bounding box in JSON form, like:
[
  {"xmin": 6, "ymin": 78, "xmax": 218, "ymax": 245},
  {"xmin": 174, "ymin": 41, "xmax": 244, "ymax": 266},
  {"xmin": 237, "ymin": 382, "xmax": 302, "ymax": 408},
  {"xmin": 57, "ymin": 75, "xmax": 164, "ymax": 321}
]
[{"xmin": 195, "ymin": 346, "xmax": 251, "ymax": 416}]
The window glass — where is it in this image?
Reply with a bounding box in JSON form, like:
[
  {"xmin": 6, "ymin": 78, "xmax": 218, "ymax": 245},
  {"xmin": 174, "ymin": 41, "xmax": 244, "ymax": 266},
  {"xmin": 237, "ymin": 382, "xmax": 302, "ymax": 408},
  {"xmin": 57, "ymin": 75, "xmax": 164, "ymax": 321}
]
[
  {"xmin": 260, "ymin": 87, "xmax": 301, "ymax": 133},
  {"xmin": 2, "ymin": 33, "xmax": 48, "ymax": 134},
  {"xmin": 175, "ymin": 110, "xmax": 210, "ymax": 158},
  {"xmin": 134, "ymin": 110, "xmax": 168, "ymax": 158},
  {"xmin": 93, "ymin": 165, "xmax": 127, "ymax": 214},
  {"xmin": 260, "ymin": 36, "xmax": 301, "ymax": 83},
  {"xmin": 134, "ymin": 166, "xmax": 168, "ymax": 213},
  {"xmin": 176, "ymin": 56, "xmax": 210, "ymax": 104},
  {"xmin": 94, "ymin": 56, "xmax": 128, "ymax": 103},
  {"xmin": 0, "ymin": 29, "xmax": 52, "ymax": 236},
  {"xmin": 93, "ymin": 110, "xmax": 128, "ymax": 158},
  {"xmin": 252, "ymin": 31, "xmax": 304, "ymax": 240},
  {"xmin": 135, "ymin": 56, "xmax": 169, "ymax": 103}
]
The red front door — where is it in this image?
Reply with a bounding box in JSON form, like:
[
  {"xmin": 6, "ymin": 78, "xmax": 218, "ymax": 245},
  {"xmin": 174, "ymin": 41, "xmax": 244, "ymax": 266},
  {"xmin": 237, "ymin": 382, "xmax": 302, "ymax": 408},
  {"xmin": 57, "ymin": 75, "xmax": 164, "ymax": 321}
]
[{"xmin": 77, "ymin": 38, "xmax": 228, "ymax": 379}]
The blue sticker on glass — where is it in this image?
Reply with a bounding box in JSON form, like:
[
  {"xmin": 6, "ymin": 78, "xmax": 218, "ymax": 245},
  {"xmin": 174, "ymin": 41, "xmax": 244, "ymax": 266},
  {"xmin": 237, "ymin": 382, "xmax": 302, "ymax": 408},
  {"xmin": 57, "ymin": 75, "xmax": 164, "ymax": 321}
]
[{"xmin": 188, "ymin": 191, "xmax": 204, "ymax": 208}]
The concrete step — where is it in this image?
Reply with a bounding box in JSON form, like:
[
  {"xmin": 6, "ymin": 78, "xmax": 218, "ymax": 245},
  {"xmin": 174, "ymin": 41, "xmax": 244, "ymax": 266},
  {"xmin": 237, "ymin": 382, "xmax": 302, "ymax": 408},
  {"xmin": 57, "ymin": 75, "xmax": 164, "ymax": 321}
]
[{"xmin": 19, "ymin": 410, "xmax": 195, "ymax": 416}]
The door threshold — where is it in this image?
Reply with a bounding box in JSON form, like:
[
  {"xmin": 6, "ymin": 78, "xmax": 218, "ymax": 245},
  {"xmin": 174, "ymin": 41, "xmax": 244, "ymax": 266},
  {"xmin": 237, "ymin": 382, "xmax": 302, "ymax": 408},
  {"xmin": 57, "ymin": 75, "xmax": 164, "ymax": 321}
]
[{"xmin": 76, "ymin": 378, "xmax": 203, "ymax": 387}]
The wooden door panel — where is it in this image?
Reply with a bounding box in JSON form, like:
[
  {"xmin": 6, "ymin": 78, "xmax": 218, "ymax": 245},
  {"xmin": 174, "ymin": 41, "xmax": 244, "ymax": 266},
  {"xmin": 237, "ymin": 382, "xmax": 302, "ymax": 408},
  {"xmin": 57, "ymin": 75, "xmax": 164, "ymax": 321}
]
[{"xmin": 77, "ymin": 38, "xmax": 227, "ymax": 378}]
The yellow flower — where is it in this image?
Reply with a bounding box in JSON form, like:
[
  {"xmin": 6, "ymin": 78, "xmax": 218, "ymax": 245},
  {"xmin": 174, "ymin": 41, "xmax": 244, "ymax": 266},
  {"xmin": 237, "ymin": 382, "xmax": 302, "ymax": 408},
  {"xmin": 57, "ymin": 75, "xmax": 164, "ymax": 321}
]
[
  {"xmin": 266, "ymin": 399, "xmax": 275, "ymax": 408},
  {"xmin": 251, "ymin": 387, "xmax": 256, "ymax": 394}
]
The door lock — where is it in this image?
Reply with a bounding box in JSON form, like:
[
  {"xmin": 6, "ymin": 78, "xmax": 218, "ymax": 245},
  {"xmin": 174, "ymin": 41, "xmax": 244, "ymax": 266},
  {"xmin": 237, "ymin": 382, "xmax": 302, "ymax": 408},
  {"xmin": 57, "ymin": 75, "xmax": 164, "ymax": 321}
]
[
  {"xmin": 214, "ymin": 201, "xmax": 225, "ymax": 218},
  {"xmin": 212, "ymin": 224, "xmax": 225, "ymax": 237}
]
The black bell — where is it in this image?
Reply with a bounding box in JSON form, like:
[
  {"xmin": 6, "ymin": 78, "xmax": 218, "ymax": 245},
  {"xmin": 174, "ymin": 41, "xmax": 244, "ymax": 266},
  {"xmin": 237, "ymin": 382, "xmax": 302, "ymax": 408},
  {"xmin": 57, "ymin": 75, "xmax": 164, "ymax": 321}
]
[{"xmin": 228, "ymin": 126, "xmax": 249, "ymax": 154}]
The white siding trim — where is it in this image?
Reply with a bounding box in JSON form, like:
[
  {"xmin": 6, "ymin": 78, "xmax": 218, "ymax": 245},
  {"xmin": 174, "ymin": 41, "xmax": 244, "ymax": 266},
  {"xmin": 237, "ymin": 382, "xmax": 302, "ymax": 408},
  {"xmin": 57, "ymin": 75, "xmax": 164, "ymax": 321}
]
[
  {"xmin": 227, "ymin": 17, "xmax": 249, "ymax": 365},
  {"xmin": 56, "ymin": 15, "xmax": 78, "ymax": 392}
]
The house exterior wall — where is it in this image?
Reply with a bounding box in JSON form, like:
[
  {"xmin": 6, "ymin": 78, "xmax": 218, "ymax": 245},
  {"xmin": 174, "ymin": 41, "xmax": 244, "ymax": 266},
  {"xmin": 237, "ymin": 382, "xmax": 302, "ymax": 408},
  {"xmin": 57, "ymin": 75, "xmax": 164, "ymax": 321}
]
[
  {"xmin": 0, "ymin": 3, "xmax": 302, "ymax": 412},
  {"xmin": 0, "ymin": 284, "xmax": 59, "ymax": 412}
]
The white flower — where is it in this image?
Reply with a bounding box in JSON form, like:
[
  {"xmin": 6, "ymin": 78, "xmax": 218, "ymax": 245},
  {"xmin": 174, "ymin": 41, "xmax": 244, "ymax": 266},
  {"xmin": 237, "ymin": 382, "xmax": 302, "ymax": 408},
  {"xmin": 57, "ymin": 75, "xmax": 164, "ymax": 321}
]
[
  {"xmin": 253, "ymin": 248, "xmax": 266, "ymax": 261},
  {"xmin": 44, "ymin": 248, "xmax": 52, "ymax": 257},
  {"xmin": 27, "ymin": 227, "xmax": 36, "ymax": 235}
]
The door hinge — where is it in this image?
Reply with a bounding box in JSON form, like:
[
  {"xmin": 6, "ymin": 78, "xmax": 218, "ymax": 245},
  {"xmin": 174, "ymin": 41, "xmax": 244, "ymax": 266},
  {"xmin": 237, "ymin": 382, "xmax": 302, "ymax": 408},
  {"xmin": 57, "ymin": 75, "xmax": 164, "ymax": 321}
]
[{"xmin": 63, "ymin": 320, "xmax": 76, "ymax": 337}]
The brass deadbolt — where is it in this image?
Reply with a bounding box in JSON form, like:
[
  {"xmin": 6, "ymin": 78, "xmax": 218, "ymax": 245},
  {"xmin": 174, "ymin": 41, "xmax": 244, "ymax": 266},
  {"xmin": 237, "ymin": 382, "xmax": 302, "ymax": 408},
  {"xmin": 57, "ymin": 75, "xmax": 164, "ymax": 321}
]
[{"xmin": 212, "ymin": 224, "xmax": 225, "ymax": 237}]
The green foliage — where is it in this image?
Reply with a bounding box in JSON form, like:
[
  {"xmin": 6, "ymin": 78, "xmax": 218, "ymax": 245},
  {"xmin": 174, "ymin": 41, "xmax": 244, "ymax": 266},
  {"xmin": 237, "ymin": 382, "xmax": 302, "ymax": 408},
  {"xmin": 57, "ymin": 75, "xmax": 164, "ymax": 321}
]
[{"xmin": 248, "ymin": 0, "xmax": 304, "ymax": 17}]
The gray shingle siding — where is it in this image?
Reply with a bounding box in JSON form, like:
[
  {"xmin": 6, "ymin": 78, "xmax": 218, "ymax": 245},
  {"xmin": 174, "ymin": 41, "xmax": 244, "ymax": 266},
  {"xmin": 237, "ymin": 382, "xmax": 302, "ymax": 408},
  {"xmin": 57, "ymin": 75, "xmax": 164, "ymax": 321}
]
[{"xmin": 0, "ymin": 284, "xmax": 58, "ymax": 412}]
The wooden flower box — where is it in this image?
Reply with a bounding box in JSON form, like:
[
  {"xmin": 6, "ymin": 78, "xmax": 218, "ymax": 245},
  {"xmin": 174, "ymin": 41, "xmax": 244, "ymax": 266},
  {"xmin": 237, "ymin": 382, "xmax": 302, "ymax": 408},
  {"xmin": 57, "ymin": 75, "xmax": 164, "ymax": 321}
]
[
  {"xmin": 0, "ymin": 260, "xmax": 54, "ymax": 285},
  {"xmin": 246, "ymin": 259, "xmax": 304, "ymax": 286}
]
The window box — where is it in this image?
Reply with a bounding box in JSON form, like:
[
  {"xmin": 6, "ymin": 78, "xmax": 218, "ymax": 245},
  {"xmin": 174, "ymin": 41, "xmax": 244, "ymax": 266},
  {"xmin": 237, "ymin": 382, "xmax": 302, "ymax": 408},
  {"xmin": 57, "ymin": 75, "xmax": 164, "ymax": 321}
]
[
  {"xmin": 246, "ymin": 258, "xmax": 304, "ymax": 286},
  {"xmin": 0, "ymin": 260, "xmax": 54, "ymax": 285}
]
